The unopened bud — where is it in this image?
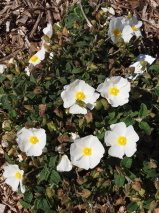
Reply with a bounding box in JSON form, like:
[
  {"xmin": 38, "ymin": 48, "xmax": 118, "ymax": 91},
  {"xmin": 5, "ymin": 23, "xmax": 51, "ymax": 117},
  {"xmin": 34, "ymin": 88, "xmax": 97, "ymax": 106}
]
[
  {"xmin": 128, "ymin": 12, "xmax": 133, "ymax": 19},
  {"xmin": 81, "ymin": 189, "xmax": 91, "ymax": 198},
  {"xmin": 132, "ymin": 182, "xmax": 141, "ymax": 192},
  {"xmin": 148, "ymin": 160, "xmax": 157, "ymax": 169},
  {"xmin": 149, "ymin": 200, "xmax": 157, "ymax": 211},
  {"xmin": 76, "ymin": 177, "xmax": 84, "ymax": 185},
  {"xmin": 46, "ymin": 187, "xmax": 54, "ymax": 198},
  {"xmin": 130, "ymin": 195, "xmax": 141, "ymax": 202},
  {"xmin": 154, "ymin": 178, "xmax": 159, "ymax": 190},
  {"xmin": 62, "ymin": 26, "xmax": 69, "ymax": 37}
]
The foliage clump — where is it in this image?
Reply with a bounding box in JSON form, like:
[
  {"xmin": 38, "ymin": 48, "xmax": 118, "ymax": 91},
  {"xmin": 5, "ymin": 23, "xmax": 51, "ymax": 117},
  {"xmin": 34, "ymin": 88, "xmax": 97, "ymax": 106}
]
[{"xmin": 1, "ymin": 1, "xmax": 159, "ymax": 212}]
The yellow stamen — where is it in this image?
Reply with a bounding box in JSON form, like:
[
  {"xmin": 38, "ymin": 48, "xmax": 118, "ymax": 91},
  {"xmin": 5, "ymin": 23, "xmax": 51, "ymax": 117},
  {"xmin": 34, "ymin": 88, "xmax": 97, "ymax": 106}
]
[
  {"xmin": 131, "ymin": 26, "xmax": 138, "ymax": 31},
  {"xmin": 110, "ymin": 87, "xmax": 120, "ymax": 96},
  {"xmin": 29, "ymin": 136, "xmax": 39, "ymax": 144},
  {"xmin": 30, "ymin": 56, "xmax": 39, "ymax": 63},
  {"xmin": 76, "ymin": 92, "xmax": 86, "ymax": 100},
  {"xmin": 82, "ymin": 147, "xmax": 92, "ymax": 156},
  {"xmin": 15, "ymin": 171, "xmax": 22, "ymax": 179},
  {"xmin": 117, "ymin": 136, "xmax": 127, "ymax": 146},
  {"xmin": 113, "ymin": 28, "xmax": 121, "ymax": 37}
]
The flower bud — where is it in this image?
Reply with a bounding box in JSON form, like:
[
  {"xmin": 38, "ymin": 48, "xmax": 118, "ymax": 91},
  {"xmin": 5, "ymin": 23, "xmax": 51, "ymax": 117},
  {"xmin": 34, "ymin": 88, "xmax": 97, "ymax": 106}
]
[
  {"xmin": 33, "ymin": 86, "xmax": 43, "ymax": 94},
  {"xmin": 6, "ymin": 74, "xmax": 13, "ymax": 80},
  {"xmin": 62, "ymin": 26, "xmax": 69, "ymax": 37},
  {"xmin": 86, "ymin": 62, "xmax": 98, "ymax": 71},
  {"xmin": 115, "ymin": 197, "xmax": 123, "ymax": 206},
  {"xmin": 155, "ymin": 192, "xmax": 159, "ymax": 200},
  {"xmin": 128, "ymin": 12, "xmax": 132, "ymax": 19},
  {"xmin": 140, "ymin": 59, "xmax": 147, "ymax": 67},
  {"xmin": 76, "ymin": 176, "xmax": 84, "ymax": 185},
  {"xmin": 149, "ymin": 200, "xmax": 157, "ymax": 211},
  {"xmin": 46, "ymin": 187, "xmax": 54, "ymax": 198},
  {"xmin": 81, "ymin": 189, "xmax": 91, "ymax": 198},
  {"xmin": 102, "ymin": 180, "xmax": 111, "ymax": 187},
  {"xmin": 100, "ymin": 98, "xmax": 110, "ymax": 110},
  {"xmin": 73, "ymin": 20, "xmax": 80, "ymax": 29},
  {"xmin": 132, "ymin": 182, "xmax": 141, "ymax": 192},
  {"xmin": 130, "ymin": 195, "xmax": 141, "ymax": 202},
  {"xmin": 148, "ymin": 161, "xmax": 157, "ymax": 169},
  {"xmin": 24, "ymin": 105, "xmax": 33, "ymax": 110},
  {"xmin": 47, "ymin": 121, "xmax": 57, "ymax": 132},
  {"xmin": 84, "ymin": 112, "xmax": 93, "ymax": 123},
  {"xmin": 94, "ymin": 100, "xmax": 103, "ymax": 110},
  {"xmin": 8, "ymin": 148, "xmax": 15, "ymax": 156},
  {"xmin": 43, "ymin": 35, "xmax": 51, "ymax": 43},
  {"xmin": 154, "ymin": 178, "xmax": 159, "ymax": 190}
]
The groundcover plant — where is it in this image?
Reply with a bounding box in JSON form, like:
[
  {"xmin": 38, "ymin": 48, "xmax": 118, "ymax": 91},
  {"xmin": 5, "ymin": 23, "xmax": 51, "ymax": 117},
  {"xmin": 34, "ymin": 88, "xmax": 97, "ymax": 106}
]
[{"xmin": 1, "ymin": 1, "xmax": 159, "ymax": 212}]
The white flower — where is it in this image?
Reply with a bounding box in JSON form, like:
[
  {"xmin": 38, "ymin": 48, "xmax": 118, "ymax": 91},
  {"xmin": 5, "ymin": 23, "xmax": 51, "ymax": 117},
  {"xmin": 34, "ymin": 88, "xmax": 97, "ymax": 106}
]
[
  {"xmin": 1, "ymin": 141, "xmax": 8, "ymax": 147},
  {"xmin": 104, "ymin": 122, "xmax": 139, "ymax": 159},
  {"xmin": 70, "ymin": 135, "xmax": 105, "ymax": 170},
  {"xmin": 43, "ymin": 23, "xmax": 53, "ymax": 38},
  {"xmin": 3, "ymin": 164, "xmax": 25, "ymax": 193},
  {"xmin": 25, "ymin": 66, "xmax": 31, "ymax": 76},
  {"xmin": 56, "ymin": 155, "xmax": 72, "ymax": 172},
  {"xmin": 17, "ymin": 154, "xmax": 23, "ymax": 162},
  {"xmin": 128, "ymin": 17, "xmax": 142, "ymax": 37},
  {"xmin": 16, "ymin": 127, "xmax": 46, "ymax": 156},
  {"xmin": 0, "ymin": 64, "xmax": 7, "ymax": 74},
  {"xmin": 61, "ymin": 79, "xmax": 100, "ymax": 114},
  {"xmin": 101, "ymin": 7, "xmax": 115, "ymax": 15},
  {"xmin": 29, "ymin": 46, "xmax": 46, "ymax": 66},
  {"xmin": 97, "ymin": 76, "xmax": 131, "ymax": 107},
  {"xmin": 108, "ymin": 17, "xmax": 133, "ymax": 43},
  {"xmin": 69, "ymin": 132, "xmax": 80, "ymax": 142},
  {"xmin": 49, "ymin": 52, "xmax": 54, "ymax": 59}
]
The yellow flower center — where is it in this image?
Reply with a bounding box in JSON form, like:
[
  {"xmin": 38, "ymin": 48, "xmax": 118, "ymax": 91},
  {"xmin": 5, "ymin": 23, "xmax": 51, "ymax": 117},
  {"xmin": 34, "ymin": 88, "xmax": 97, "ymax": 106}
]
[
  {"xmin": 15, "ymin": 171, "xmax": 22, "ymax": 179},
  {"xmin": 30, "ymin": 56, "xmax": 39, "ymax": 63},
  {"xmin": 29, "ymin": 136, "xmax": 39, "ymax": 144},
  {"xmin": 113, "ymin": 28, "xmax": 121, "ymax": 37},
  {"xmin": 110, "ymin": 87, "xmax": 120, "ymax": 96},
  {"xmin": 131, "ymin": 26, "xmax": 138, "ymax": 31},
  {"xmin": 82, "ymin": 147, "xmax": 92, "ymax": 156},
  {"xmin": 117, "ymin": 136, "xmax": 127, "ymax": 146},
  {"xmin": 76, "ymin": 92, "xmax": 86, "ymax": 100}
]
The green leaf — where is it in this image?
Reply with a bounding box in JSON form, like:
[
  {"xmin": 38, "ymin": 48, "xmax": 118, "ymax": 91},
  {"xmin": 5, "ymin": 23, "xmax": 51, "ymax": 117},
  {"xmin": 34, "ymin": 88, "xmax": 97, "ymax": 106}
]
[
  {"xmin": 149, "ymin": 64, "xmax": 159, "ymax": 71},
  {"xmin": 139, "ymin": 121, "xmax": 151, "ymax": 135},
  {"xmin": 72, "ymin": 67, "xmax": 83, "ymax": 73},
  {"xmin": 0, "ymin": 95, "xmax": 12, "ymax": 110},
  {"xmin": 27, "ymin": 94, "xmax": 36, "ymax": 99},
  {"xmin": 39, "ymin": 198, "xmax": 51, "ymax": 211},
  {"xmin": 126, "ymin": 202, "xmax": 138, "ymax": 212},
  {"xmin": 0, "ymin": 74, "xmax": 6, "ymax": 81},
  {"xmin": 121, "ymin": 116, "xmax": 135, "ymax": 126},
  {"xmin": 4, "ymin": 153, "xmax": 14, "ymax": 164},
  {"xmin": 155, "ymin": 86, "xmax": 159, "ymax": 97},
  {"xmin": 24, "ymin": 191, "xmax": 33, "ymax": 202},
  {"xmin": 77, "ymin": 41, "xmax": 87, "ymax": 47},
  {"xmin": 120, "ymin": 157, "xmax": 132, "ymax": 169},
  {"xmin": 50, "ymin": 170, "xmax": 62, "ymax": 184},
  {"xmin": 59, "ymin": 77, "xmax": 67, "ymax": 85},
  {"xmin": 9, "ymin": 110, "xmax": 16, "ymax": 118},
  {"xmin": 19, "ymin": 199, "xmax": 31, "ymax": 209},
  {"xmin": 39, "ymin": 166, "xmax": 50, "ymax": 181},
  {"xmin": 138, "ymin": 103, "xmax": 148, "ymax": 118},
  {"xmin": 49, "ymin": 155, "xmax": 58, "ymax": 168},
  {"xmin": 114, "ymin": 171, "xmax": 125, "ymax": 187}
]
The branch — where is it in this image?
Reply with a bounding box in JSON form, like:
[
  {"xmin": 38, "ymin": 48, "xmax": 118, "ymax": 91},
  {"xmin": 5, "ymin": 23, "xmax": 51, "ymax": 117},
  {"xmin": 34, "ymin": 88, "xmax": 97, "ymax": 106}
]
[{"xmin": 79, "ymin": 0, "xmax": 93, "ymax": 28}]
